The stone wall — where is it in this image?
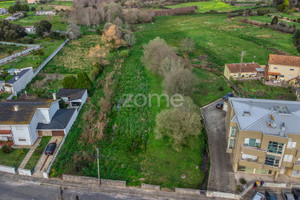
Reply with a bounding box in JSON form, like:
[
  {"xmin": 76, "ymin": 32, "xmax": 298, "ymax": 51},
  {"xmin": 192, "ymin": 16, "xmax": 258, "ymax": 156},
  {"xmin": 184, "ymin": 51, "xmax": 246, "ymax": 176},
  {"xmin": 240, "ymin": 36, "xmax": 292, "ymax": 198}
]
[
  {"xmin": 141, "ymin": 183, "xmax": 160, "ymax": 191},
  {"xmin": 0, "ymin": 165, "xmax": 16, "ymax": 174},
  {"xmin": 62, "ymin": 174, "xmax": 126, "ymax": 188}
]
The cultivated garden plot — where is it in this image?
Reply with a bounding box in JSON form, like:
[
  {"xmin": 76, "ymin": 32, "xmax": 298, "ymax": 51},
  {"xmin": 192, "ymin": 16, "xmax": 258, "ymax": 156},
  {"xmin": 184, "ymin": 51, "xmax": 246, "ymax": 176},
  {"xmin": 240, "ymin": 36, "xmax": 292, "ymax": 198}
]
[{"xmin": 0, "ymin": 148, "xmax": 29, "ymax": 168}]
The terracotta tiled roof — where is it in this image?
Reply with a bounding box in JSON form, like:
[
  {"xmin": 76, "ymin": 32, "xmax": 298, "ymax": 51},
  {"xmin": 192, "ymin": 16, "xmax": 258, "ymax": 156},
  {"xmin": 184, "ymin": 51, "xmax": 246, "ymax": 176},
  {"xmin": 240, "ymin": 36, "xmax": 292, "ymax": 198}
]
[
  {"xmin": 268, "ymin": 72, "xmax": 281, "ymax": 76},
  {"xmin": 269, "ymin": 54, "xmax": 300, "ymax": 67},
  {"xmin": 226, "ymin": 63, "xmax": 261, "ymax": 73},
  {"xmin": 0, "ymin": 130, "xmax": 11, "ymax": 135}
]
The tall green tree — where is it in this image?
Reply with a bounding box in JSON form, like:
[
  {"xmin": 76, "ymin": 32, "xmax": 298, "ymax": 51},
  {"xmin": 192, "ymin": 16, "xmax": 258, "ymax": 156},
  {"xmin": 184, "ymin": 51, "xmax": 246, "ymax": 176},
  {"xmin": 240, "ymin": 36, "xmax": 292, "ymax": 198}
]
[{"xmin": 35, "ymin": 20, "xmax": 52, "ymax": 37}]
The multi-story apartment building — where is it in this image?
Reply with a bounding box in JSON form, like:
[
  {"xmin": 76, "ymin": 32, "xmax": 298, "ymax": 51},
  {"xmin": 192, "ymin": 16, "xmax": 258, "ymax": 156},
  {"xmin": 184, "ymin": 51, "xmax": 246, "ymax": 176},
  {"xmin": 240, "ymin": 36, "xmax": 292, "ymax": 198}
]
[
  {"xmin": 226, "ymin": 97, "xmax": 300, "ymax": 180},
  {"xmin": 267, "ymin": 54, "xmax": 300, "ymax": 84}
]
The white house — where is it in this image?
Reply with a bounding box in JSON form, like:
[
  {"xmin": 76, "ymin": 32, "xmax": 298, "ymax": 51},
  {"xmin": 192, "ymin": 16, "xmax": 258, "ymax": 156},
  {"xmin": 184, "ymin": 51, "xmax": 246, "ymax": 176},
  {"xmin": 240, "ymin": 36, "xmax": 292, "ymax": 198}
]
[
  {"xmin": 0, "ymin": 99, "xmax": 78, "ymax": 146},
  {"xmin": 4, "ymin": 67, "xmax": 34, "ymax": 95},
  {"xmin": 35, "ymin": 10, "xmax": 56, "ymax": 15},
  {"xmin": 24, "ymin": 26, "xmax": 35, "ymax": 33},
  {"xmin": 57, "ymin": 89, "xmax": 88, "ymax": 110},
  {"xmin": 0, "ymin": 8, "xmax": 7, "ymax": 15}
]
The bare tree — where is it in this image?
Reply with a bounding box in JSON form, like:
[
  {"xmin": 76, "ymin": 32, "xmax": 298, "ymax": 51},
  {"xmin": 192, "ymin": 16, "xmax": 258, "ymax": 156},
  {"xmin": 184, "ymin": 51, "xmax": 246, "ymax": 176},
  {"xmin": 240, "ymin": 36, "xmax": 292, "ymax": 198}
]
[
  {"xmin": 163, "ymin": 68, "xmax": 197, "ymax": 96},
  {"xmin": 124, "ymin": 31, "xmax": 136, "ymax": 47},
  {"xmin": 142, "ymin": 37, "xmax": 176, "ymax": 74},
  {"xmin": 67, "ymin": 23, "xmax": 81, "ymax": 39},
  {"xmin": 113, "ymin": 17, "xmax": 123, "ymax": 27},
  {"xmin": 124, "ymin": 8, "xmax": 139, "ymax": 24},
  {"xmin": 159, "ymin": 56, "xmax": 192, "ymax": 77},
  {"xmin": 180, "ymin": 37, "xmax": 195, "ymax": 57}
]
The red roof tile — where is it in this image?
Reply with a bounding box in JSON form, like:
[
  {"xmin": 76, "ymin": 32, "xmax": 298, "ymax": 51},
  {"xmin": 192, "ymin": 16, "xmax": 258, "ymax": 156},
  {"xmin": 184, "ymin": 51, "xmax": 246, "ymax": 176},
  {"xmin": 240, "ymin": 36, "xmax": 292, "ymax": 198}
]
[
  {"xmin": 226, "ymin": 63, "xmax": 261, "ymax": 73},
  {"xmin": 269, "ymin": 54, "xmax": 300, "ymax": 67}
]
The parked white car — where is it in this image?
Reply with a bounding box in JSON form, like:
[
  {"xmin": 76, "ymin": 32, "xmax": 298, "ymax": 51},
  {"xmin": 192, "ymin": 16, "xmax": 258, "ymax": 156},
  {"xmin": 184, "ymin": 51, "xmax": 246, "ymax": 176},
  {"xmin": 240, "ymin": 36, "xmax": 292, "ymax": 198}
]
[{"xmin": 252, "ymin": 192, "xmax": 265, "ymax": 200}]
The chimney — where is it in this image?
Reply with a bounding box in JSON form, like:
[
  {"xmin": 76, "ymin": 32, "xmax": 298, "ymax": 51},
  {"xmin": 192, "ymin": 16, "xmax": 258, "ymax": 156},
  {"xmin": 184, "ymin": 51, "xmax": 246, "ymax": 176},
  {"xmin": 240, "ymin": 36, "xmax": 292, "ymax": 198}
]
[
  {"xmin": 15, "ymin": 76, "xmax": 19, "ymax": 81},
  {"xmin": 13, "ymin": 105, "xmax": 19, "ymax": 111},
  {"xmin": 52, "ymin": 93, "xmax": 57, "ymax": 100}
]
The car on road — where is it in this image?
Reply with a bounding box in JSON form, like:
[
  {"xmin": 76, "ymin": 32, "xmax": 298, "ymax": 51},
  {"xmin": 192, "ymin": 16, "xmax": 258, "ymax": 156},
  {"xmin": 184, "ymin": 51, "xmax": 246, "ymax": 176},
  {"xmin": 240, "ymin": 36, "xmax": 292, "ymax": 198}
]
[
  {"xmin": 252, "ymin": 192, "xmax": 265, "ymax": 200},
  {"xmin": 265, "ymin": 191, "xmax": 277, "ymax": 200},
  {"xmin": 292, "ymin": 188, "xmax": 300, "ymax": 200},
  {"xmin": 222, "ymin": 93, "xmax": 234, "ymax": 101},
  {"xmin": 45, "ymin": 143, "xmax": 57, "ymax": 155},
  {"xmin": 282, "ymin": 190, "xmax": 295, "ymax": 200},
  {"xmin": 216, "ymin": 102, "xmax": 223, "ymax": 109}
]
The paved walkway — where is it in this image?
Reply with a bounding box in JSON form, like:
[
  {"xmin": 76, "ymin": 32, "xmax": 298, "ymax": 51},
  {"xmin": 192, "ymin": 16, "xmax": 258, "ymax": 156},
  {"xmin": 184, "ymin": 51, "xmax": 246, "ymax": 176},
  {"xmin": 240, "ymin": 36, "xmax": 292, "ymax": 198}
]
[
  {"xmin": 202, "ymin": 101, "xmax": 237, "ymax": 193},
  {"xmin": 18, "ymin": 137, "xmax": 42, "ymax": 169},
  {"xmin": 33, "ymin": 136, "xmax": 63, "ymax": 177}
]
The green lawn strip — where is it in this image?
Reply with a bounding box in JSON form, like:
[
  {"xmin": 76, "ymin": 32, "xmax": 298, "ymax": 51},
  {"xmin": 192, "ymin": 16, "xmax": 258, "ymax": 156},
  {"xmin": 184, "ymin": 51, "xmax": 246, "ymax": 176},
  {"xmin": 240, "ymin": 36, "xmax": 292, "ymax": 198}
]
[
  {"xmin": 0, "ymin": 92, "xmax": 11, "ymax": 101},
  {"xmin": 0, "ymin": 1, "xmax": 14, "ymax": 8},
  {"xmin": 237, "ymin": 80, "xmax": 297, "ymax": 100},
  {"xmin": 0, "ymin": 148, "xmax": 29, "ymax": 168},
  {"xmin": 166, "ymin": 0, "xmax": 255, "ymax": 13},
  {"xmin": 24, "ymin": 136, "xmax": 51, "ymax": 170},
  {"xmin": 247, "ymin": 15, "xmax": 300, "ymax": 29}
]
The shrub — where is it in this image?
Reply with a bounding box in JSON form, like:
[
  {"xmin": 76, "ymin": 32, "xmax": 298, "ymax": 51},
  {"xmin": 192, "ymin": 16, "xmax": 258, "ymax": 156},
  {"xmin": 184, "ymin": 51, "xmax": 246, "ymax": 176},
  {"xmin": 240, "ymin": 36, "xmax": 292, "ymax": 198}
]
[
  {"xmin": 17, "ymin": 149, "xmax": 25, "ymax": 155},
  {"xmin": 76, "ymin": 72, "xmax": 93, "ymax": 91},
  {"xmin": 239, "ymin": 178, "xmax": 247, "ymax": 185},
  {"xmin": 271, "ymin": 16, "xmax": 279, "ymax": 25},
  {"xmin": 119, "ymin": 50, "xmax": 129, "ymax": 58},
  {"xmin": 2, "ymin": 145, "xmax": 12, "ymax": 154},
  {"xmin": 237, "ymin": 185, "xmax": 243, "ymax": 192},
  {"xmin": 218, "ymin": 86, "xmax": 224, "ymax": 91},
  {"xmin": 62, "ymin": 75, "xmax": 77, "ymax": 89},
  {"xmin": 31, "ymin": 7, "xmax": 36, "ymax": 11}
]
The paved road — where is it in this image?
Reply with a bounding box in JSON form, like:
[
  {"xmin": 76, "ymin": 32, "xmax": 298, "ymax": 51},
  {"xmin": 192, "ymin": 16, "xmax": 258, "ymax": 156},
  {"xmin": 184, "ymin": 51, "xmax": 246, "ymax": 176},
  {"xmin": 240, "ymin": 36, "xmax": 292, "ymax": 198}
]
[
  {"xmin": 0, "ymin": 172, "xmax": 229, "ymax": 200},
  {"xmin": 202, "ymin": 101, "xmax": 237, "ymax": 193}
]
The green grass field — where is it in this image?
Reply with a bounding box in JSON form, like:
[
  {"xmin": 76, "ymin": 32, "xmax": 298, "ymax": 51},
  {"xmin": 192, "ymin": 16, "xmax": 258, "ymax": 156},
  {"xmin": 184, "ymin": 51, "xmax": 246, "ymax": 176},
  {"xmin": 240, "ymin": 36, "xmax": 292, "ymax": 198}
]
[
  {"xmin": 0, "ymin": 44, "xmax": 26, "ymax": 59},
  {"xmin": 0, "ymin": 0, "xmax": 14, "ymax": 8},
  {"xmin": 25, "ymin": 136, "xmax": 51, "ymax": 170},
  {"xmin": 0, "ymin": 148, "xmax": 29, "ymax": 168},
  {"xmin": 246, "ymin": 15, "xmax": 300, "ymax": 29},
  {"xmin": 167, "ymin": 0, "xmax": 255, "ymax": 13}
]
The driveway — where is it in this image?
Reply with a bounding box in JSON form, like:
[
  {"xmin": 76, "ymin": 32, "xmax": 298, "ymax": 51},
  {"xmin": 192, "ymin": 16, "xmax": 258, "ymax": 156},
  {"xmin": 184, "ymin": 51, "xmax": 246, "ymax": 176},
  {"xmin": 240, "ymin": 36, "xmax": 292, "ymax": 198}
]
[{"xmin": 202, "ymin": 101, "xmax": 236, "ymax": 193}]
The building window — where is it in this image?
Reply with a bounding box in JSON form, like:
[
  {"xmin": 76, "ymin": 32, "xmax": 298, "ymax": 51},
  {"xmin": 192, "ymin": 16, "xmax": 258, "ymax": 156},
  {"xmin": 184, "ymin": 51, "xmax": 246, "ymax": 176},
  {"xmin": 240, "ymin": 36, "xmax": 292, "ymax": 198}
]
[
  {"xmin": 265, "ymin": 155, "xmax": 280, "ymax": 167},
  {"xmin": 290, "ymin": 68, "xmax": 295, "ymax": 71},
  {"xmin": 267, "ymin": 141, "xmax": 284, "ymax": 154},
  {"xmin": 230, "ymin": 127, "xmax": 236, "ymax": 137},
  {"xmin": 280, "ymin": 75, "xmax": 285, "ymax": 77},
  {"xmin": 244, "ymin": 138, "xmax": 260, "ymax": 147},
  {"xmin": 274, "ymin": 67, "xmax": 278, "ymax": 69},
  {"xmin": 287, "ymin": 141, "xmax": 296, "ymax": 149},
  {"xmin": 229, "ymin": 139, "xmax": 234, "ymax": 149},
  {"xmin": 283, "ymin": 155, "xmax": 293, "ymax": 162},
  {"xmin": 18, "ymin": 138, "xmax": 26, "ymax": 142}
]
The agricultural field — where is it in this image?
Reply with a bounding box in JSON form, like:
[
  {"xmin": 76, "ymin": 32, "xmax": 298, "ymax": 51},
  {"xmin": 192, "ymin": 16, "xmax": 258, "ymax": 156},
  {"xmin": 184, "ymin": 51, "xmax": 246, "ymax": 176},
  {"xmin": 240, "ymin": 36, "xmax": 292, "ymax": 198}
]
[
  {"xmin": 236, "ymin": 80, "xmax": 297, "ymax": 100},
  {"xmin": 167, "ymin": 0, "xmax": 255, "ymax": 13},
  {"xmin": 0, "ymin": 0, "xmax": 14, "ymax": 8},
  {"xmin": 44, "ymin": 35, "xmax": 103, "ymax": 74},
  {"xmin": 1, "ymin": 38, "xmax": 65, "ymax": 70},
  {"xmin": 0, "ymin": 148, "xmax": 29, "ymax": 168},
  {"xmin": 0, "ymin": 44, "xmax": 26, "ymax": 59}
]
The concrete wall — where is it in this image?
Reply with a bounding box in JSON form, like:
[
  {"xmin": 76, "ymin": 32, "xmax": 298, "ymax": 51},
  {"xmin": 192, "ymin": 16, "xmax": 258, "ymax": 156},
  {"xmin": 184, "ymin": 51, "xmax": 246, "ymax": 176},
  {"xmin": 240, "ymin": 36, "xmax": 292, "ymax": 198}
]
[
  {"xmin": 141, "ymin": 183, "xmax": 160, "ymax": 191},
  {"xmin": 206, "ymin": 191, "xmax": 240, "ymax": 199},
  {"xmin": 0, "ymin": 45, "xmax": 40, "ymax": 65},
  {"xmin": 62, "ymin": 174, "xmax": 126, "ymax": 188},
  {"xmin": 18, "ymin": 168, "xmax": 33, "ymax": 176},
  {"xmin": 0, "ymin": 165, "xmax": 16, "ymax": 174},
  {"xmin": 175, "ymin": 188, "xmax": 203, "ymax": 195},
  {"xmin": 64, "ymin": 109, "xmax": 78, "ymax": 136}
]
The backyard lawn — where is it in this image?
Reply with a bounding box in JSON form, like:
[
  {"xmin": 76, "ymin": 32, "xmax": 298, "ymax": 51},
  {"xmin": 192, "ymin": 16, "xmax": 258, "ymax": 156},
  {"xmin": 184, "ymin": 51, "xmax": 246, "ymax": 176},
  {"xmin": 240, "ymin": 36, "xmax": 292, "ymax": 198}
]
[
  {"xmin": 0, "ymin": 44, "xmax": 26, "ymax": 59},
  {"xmin": 25, "ymin": 136, "xmax": 51, "ymax": 170},
  {"xmin": 237, "ymin": 80, "xmax": 297, "ymax": 100},
  {"xmin": 0, "ymin": 148, "xmax": 29, "ymax": 168}
]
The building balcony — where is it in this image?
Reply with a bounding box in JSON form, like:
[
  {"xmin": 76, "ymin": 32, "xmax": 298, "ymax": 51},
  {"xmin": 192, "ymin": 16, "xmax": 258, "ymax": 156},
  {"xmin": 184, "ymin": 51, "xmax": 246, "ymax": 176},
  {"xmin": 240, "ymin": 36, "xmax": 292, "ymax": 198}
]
[
  {"xmin": 293, "ymin": 162, "xmax": 300, "ymax": 171},
  {"xmin": 239, "ymin": 158, "xmax": 264, "ymax": 169},
  {"xmin": 241, "ymin": 145, "xmax": 267, "ymax": 157}
]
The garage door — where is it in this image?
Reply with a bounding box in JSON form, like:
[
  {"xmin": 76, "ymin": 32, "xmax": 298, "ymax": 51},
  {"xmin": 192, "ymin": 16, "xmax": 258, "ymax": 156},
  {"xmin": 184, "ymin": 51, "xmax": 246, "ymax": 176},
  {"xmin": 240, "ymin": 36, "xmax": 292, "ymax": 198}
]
[{"xmin": 52, "ymin": 131, "xmax": 65, "ymax": 136}]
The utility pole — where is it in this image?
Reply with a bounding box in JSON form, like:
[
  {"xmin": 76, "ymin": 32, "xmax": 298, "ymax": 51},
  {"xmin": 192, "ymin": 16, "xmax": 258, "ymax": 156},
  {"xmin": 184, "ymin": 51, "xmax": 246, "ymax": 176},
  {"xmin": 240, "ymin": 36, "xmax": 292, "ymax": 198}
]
[
  {"xmin": 239, "ymin": 51, "xmax": 246, "ymax": 80},
  {"xmin": 96, "ymin": 148, "xmax": 101, "ymax": 186}
]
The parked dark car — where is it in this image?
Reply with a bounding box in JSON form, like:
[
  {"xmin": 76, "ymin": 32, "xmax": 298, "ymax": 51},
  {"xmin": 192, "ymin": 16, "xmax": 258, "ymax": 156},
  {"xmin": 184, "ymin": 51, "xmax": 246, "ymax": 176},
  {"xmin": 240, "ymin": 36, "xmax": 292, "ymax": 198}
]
[
  {"xmin": 216, "ymin": 102, "xmax": 223, "ymax": 109},
  {"xmin": 282, "ymin": 190, "xmax": 295, "ymax": 200},
  {"xmin": 45, "ymin": 143, "xmax": 57, "ymax": 155},
  {"xmin": 265, "ymin": 191, "xmax": 277, "ymax": 200},
  {"xmin": 222, "ymin": 93, "xmax": 234, "ymax": 101},
  {"xmin": 292, "ymin": 188, "xmax": 300, "ymax": 200}
]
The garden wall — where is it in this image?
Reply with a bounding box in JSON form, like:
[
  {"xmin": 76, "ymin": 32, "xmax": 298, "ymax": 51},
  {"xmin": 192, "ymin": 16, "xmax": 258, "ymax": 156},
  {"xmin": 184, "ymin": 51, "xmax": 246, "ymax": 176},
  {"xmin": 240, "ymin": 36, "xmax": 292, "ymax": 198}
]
[
  {"xmin": 0, "ymin": 165, "xmax": 16, "ymax": 174},
  {"xmin": 0, "ymin": 45, "xmax": 41, "ymax": 65},
  {"xmin": 18, "ymin": 168, "xmax": 33, "ymax": 176},
  {"xmin": 62, "ymin": 174, "xmax": 126, "ymax": 188}
]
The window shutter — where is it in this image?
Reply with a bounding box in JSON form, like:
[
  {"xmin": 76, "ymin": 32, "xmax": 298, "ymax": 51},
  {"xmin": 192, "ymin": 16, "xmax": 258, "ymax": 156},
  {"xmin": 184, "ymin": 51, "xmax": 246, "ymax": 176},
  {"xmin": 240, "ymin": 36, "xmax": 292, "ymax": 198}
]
[{"xmin": 292, "ymin": 142, "xmax": 297, "ymax": 149}]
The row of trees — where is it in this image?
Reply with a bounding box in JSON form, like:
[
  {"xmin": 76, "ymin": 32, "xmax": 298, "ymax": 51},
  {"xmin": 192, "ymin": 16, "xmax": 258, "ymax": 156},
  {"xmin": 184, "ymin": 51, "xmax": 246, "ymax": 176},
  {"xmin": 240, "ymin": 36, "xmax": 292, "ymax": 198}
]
[
  {"xmin": 143, "ymin": 37, "xmax": 202, "ymax": 151},
  {"xmin": 0, "ymin": 20, "xmax": 27, "ymax": 42},
  {"xmin": 8, "ymin": 4, "xmax": 29, "ymax": 14}
]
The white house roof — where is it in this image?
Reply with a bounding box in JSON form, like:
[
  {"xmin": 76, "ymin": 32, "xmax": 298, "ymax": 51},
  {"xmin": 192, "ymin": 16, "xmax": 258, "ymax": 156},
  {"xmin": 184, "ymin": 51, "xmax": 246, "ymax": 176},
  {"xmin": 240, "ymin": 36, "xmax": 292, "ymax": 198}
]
[{"xmin": 230, "ymin": 97, "xmax": 300, "ymax": 136}]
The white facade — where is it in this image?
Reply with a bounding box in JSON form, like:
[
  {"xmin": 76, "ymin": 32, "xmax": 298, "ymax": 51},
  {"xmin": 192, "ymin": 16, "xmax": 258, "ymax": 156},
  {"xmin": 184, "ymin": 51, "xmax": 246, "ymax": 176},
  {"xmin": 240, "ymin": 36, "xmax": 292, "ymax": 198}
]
[
  {"xmin": 0, "ymin": 8, "xmax": 6, "ymax": 15},
  {"xmin": 0, "ymin": 101, "xmax": 59, "ymax": 146},
  {"xmin": 68, "ymin": 90, "xmax": 88, "ymax": 110},
  {"xmin": 4, "ymin": 67, "xmax": 34, "ymax": 94},
  {"xmin": 35, "ymin": 10, "xmax": 56, "ymax": 15},
  {"xmin": 24, "ymin": 26, "xmax": 35, "ymax": 33}
]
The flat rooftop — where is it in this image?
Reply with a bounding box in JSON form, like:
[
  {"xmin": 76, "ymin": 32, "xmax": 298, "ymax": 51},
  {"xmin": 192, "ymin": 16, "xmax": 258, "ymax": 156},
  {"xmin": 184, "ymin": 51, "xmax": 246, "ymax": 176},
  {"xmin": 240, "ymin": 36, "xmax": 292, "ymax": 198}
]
[{"xmin": 229, "ymin": 98, "xmax": 300, "ymax": 137}]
